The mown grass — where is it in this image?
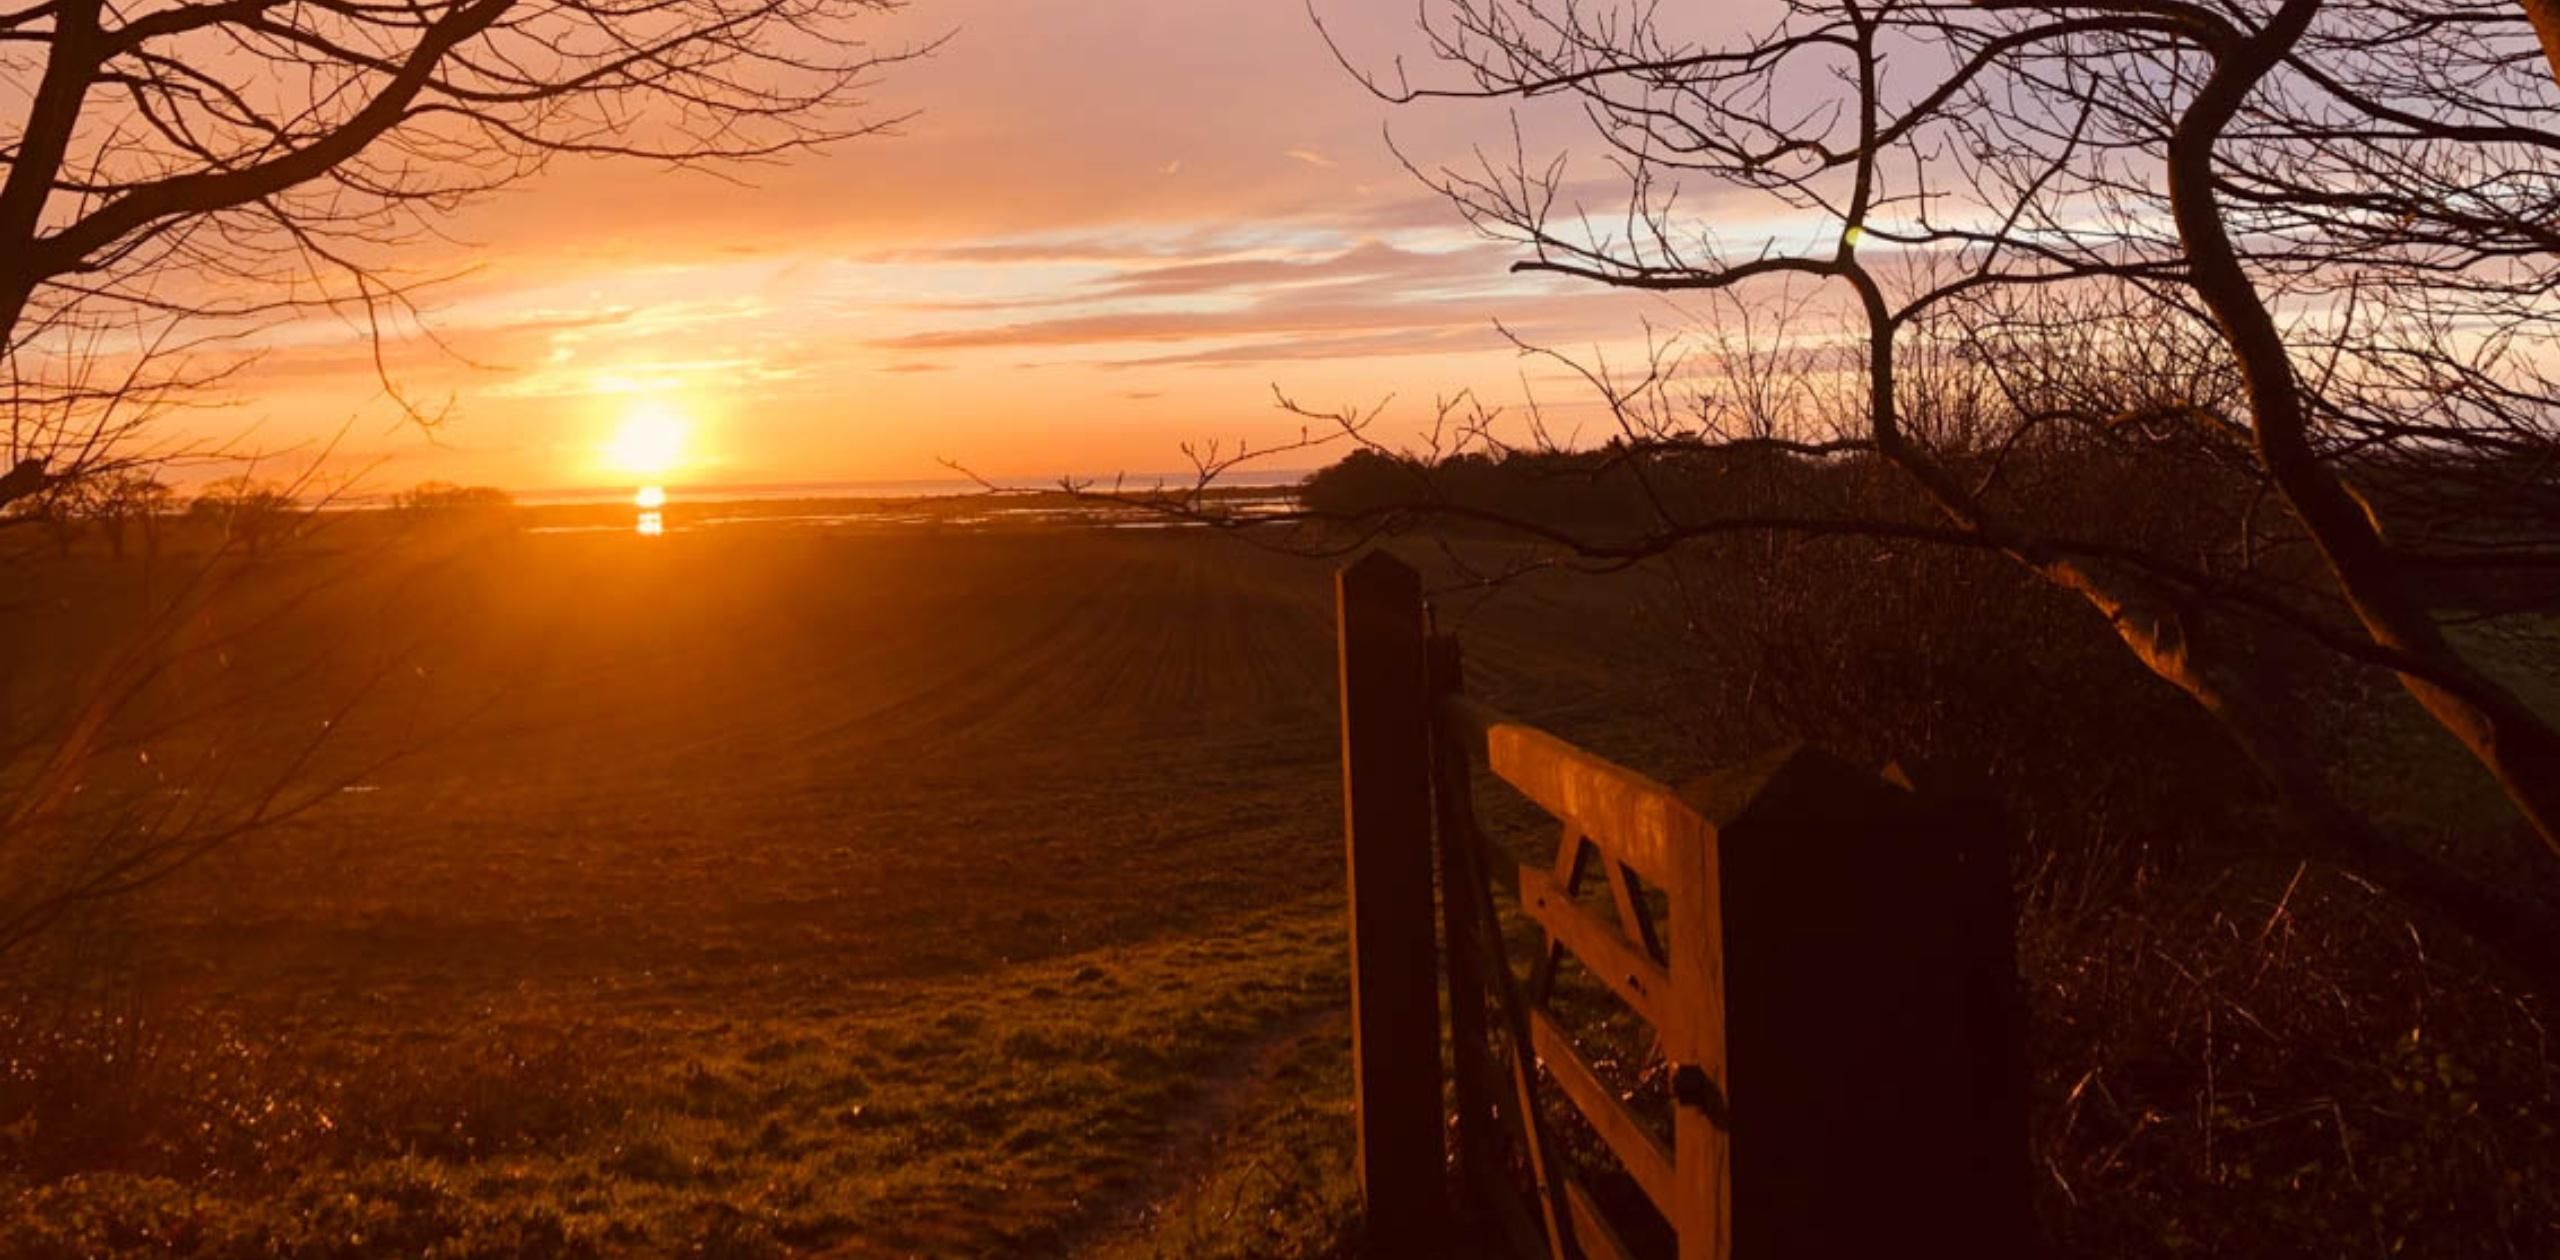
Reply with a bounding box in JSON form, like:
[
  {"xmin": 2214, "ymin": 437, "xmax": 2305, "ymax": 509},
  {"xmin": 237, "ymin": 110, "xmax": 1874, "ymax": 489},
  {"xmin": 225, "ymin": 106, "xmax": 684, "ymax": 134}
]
[
  {"xmin": 3, "ymin": 527, "xmax": 1688, "ymax": 1257},
  {"xmin": 4, "ymin": 906, "xmax": 1351, "ymax": 1258},
  {"xmin": 0, "ymin": 528, "xmax": 1405, "ymax": 1255},
  {"xmin": 9, "ymin": 522, "xmax": 2555, "ymax": 1257},
  {"xmin": 1084, "ymin": 1023, "xmax": 1359, "ymax": 1260}
]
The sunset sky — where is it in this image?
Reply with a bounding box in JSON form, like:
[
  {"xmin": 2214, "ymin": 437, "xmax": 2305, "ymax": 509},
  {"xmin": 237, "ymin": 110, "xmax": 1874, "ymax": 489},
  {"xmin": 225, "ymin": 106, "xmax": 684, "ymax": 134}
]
[{"xmin": 202, "ymin": 0, "xmax": 1790, "ymax": 495}]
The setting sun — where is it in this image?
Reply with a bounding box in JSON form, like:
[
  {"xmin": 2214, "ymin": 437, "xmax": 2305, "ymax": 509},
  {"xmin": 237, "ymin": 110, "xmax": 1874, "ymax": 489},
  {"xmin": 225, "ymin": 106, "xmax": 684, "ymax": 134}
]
[{"xmin": 603, "ymin": 401, "xmax": 691, "ymax": 479}]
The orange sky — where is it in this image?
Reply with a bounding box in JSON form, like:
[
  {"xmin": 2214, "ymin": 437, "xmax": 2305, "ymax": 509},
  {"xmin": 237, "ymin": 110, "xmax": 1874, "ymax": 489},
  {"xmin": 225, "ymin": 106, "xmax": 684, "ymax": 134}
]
[{"xmin": 196, "ymin": 0, "xmax": 1784, "ymax": 495}]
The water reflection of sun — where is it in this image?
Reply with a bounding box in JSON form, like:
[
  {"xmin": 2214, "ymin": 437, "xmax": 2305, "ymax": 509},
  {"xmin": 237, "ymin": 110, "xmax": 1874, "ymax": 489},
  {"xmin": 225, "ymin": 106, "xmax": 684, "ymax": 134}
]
[{"xmin": 605, "ymin": 399, "xmax": 688, "ymax": 537}]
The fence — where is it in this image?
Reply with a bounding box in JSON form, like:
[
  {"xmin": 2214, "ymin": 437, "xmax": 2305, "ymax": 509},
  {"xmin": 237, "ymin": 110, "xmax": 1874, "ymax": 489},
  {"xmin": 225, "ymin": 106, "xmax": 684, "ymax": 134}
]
[{"xmin": 1337, "ymin": 550, "xmax": 2030, "ymax": 1260}]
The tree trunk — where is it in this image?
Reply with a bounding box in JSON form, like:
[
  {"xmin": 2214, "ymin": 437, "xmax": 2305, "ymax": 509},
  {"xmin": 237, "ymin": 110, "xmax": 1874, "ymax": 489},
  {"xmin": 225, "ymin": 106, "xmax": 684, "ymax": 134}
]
[
  {"xmin": 1867, "ymin": 375, "xmax": 2560, "ymax": 988},
  {"xmin": 2038, "ymin": 555, "xmax": 2560, "ymax": 990},
  {"xmin": 2164, "ymin": 0, "xmax": 2560, "ymax": 862},
  {"xmin": 2524, "ymin": 0, "xmax": 2560, "ymax": 90}
]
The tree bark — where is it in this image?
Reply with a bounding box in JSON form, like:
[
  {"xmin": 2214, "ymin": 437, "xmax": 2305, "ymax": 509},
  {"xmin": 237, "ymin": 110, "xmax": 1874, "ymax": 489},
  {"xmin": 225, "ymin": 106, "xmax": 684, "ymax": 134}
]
[
  {"xmin": 2523, "ymin": 0, "xmax": 2560, "ymax": 91},
  {"xmin": 2164, "ymin": 0, "xmax": 2560, "ymax": 861},
  {"xmin": 0, "ymin": 0, "xmax": 102, "ymax": 346}
]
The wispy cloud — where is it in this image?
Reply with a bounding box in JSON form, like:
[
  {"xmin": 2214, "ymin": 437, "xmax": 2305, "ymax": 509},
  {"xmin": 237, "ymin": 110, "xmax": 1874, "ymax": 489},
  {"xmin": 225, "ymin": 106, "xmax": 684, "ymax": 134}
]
[
  {"xmin": 865, "ymin": 234, "xmax": 1624, "ymax": 372},
  {"xmin": 1107, "ymin": 325, "xmax": 1501, "ymax": 369},
  {"xmin": 165, "ymin": 0, "xmax": 1741, "ymax": 487}
]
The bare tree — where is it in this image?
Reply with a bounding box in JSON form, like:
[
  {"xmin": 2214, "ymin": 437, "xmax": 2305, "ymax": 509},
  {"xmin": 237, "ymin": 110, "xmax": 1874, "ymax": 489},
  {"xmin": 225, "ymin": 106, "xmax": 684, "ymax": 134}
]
[
  {"xmin": 89, "ymin": 470, "xmax": 171, "ymax": 559},
  {"xmin": 1277, "ymin": 0, "xmax": 2560, "ymax": 981},
  {"xmin": 0, "ymin": 0, "xmax": 931, "ymax": 507},
  {"xmin": 0, "ymin": 0, "xmax": 928, "ymax": 957},
  {"xmin": 185, "ymin": 476, "xmax": 298, "ymax": 554}
]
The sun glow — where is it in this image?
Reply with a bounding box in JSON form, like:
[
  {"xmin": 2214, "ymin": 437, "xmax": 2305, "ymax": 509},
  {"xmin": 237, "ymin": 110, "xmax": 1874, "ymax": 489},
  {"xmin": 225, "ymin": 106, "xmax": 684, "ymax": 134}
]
[{"xmin": 603, "ymin": 400, "xmax": 692, "ymax": 479}]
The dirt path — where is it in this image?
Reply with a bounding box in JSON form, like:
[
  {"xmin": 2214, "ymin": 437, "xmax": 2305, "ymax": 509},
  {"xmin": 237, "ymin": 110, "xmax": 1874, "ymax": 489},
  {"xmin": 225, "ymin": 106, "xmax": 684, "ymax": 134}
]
[{"xmin": 1063, "ymin": 1005, "xmax": 1352, "ymax": 1257}]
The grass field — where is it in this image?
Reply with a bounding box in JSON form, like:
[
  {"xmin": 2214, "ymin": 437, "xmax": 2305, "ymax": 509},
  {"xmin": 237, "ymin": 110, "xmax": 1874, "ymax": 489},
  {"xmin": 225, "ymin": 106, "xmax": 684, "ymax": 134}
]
[
  {"xmin": 0, "ymin": 520, "xmax": 1692, "ymax": 1258},
  {"xmin": 10, "ymin": 512, "xmax": 2557, "ymax": 1258}
]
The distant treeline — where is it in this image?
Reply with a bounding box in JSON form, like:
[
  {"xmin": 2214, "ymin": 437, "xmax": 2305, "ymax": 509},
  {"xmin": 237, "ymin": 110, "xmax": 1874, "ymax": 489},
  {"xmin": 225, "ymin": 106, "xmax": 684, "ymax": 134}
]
[
  {"xmin": 3, "ymin": 477, "xmax": 522, "ymax": 559},
  {"xmin": 1300, "ymin": 445, "xmax": 1832, "ymax": 537},
  {"xmin": 391, "ymin": 482, "xmax": 517, "ymax": 514},
  {"xmin": 1298, "ymin": 443, "xmax": 2560, "ymax": 610}
]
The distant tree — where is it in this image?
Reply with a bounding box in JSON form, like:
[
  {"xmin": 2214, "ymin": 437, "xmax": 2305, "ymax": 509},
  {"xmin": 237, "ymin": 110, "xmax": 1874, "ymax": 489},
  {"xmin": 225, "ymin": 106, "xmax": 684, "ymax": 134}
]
[
  {"xmin": 2, "ymin": 467, "xmax": 169, "ymax": 557},
  {"xmin": 17, "ymin": 482, "xmax": 83, "ymax": 558},
  {"xmin": 189, "ymin": 479, "xmax": 301, "ymax": 555},
  {"xmin": 83, "ymin": 472, "xmax": 174, "ymax": 560}
]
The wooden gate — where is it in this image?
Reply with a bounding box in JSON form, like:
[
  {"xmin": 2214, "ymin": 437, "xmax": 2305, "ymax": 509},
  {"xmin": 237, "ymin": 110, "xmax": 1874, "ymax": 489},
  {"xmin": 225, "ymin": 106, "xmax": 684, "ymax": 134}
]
[{"xmin": 1337, "ymin": 551, "xmax": 2030, "ymax": 1260}]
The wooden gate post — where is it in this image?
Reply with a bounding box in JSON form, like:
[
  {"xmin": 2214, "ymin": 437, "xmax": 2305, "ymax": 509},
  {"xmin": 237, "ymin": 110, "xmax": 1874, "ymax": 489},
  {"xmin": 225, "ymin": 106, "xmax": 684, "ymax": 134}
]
[
  {"xmin": 1683, "ymin": 746, "xmax": 2031, "ymax": 1258},
  {"xmin": 1336, "ymin": 551, "xmax": 1448, "ymax": 1253}
]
